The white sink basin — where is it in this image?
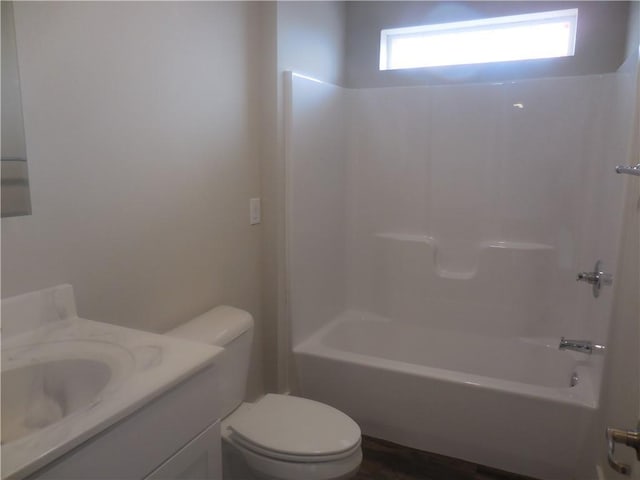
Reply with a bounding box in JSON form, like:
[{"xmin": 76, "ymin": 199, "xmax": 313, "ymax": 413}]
[
  {"xmin": 1, "ymin": 340, "xmax": 133, "ymax": 445},
  {"xmin": 1, "ymin": 285, "xmax": 222, "ymax": 480}
]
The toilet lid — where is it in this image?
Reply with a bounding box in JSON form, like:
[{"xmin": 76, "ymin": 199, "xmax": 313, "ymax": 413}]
[{"xmin": 228, "ymin": 394, "xmax": 361, "ymax": 458}]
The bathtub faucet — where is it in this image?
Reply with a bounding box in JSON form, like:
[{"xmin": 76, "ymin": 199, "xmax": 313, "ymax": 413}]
[{"xmin": 559, "ymin": 337, "xmax": 605, "ymax": 354}]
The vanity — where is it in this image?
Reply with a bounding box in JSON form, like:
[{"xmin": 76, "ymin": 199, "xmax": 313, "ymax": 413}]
[{"xmin": 2, "ymin": 285, "xmax": 224, "ymax": 480}]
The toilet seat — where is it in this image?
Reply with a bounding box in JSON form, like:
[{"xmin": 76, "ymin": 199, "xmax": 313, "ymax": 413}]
[
  {"xmin": 233, "ymin": 440, "xmax": 362, "ymax": 480},
  {"xmin": 231, "ymin": 435, "xmax": 361, "ymax": 463},
  {"xmin": 225, "ymin": 394, "xmax": 361, "ymax": 463}
]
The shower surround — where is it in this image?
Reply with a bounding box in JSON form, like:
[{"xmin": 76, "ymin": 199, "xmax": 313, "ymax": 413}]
[{"xmin": 286, "ymin": 72, "xmax": 635, "ymax": 479}]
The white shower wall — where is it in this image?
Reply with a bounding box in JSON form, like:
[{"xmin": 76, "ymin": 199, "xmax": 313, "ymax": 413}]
[
  {"xmin": 287, "ymin": 74, "xmax": 347, "ymax": 345},
  {"xmin": 288, "ymin": 71, "xmax": 633, "ymax": 348}
]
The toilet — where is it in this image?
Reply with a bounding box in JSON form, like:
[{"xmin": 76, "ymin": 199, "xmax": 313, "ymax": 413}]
[{"xmin": 166, "ymin": 306, "xmax": 362, "ymax": 480}]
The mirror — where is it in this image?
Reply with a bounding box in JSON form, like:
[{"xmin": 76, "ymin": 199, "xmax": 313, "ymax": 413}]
[{"xmin": 2, "ymin": 1, "xmax": 31, "ymax": 217}]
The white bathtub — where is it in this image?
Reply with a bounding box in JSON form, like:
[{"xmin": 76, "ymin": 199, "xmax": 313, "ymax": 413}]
[{"xmin": 293, "ymin": 310, "xmax": 599, "ymax": 480}]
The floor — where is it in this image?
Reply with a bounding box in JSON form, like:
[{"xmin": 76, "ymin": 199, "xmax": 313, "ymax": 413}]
[{"xmin": 354, "ymin": 436, "xmax": 538, "ymax": 480}]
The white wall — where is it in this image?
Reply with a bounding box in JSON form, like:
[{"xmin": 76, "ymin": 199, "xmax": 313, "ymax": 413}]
[
  {"xmin": 595, "ymin": 19, "xmax": 640, "ymax": 477},
  {"xmin": 287, "ymin": 72, "xmax": 632, "ymax": 342},
  {"xmin": 595, "ymin": 174, "xmax": 640, "ymax": 479},
  {"xmin": 259, "ymin": 1, "xmax": 347, "ymax": 391},
  {"xmin": 287, "ymin": 74, "xmax": 347, "ymax": 345},
  {"xmin": 343, "ymin": 75, "xmax": 627, "ymax": 346},
  {"xmin": 1, "ymin": 2, "xmax": 265, "ymax": 398}
]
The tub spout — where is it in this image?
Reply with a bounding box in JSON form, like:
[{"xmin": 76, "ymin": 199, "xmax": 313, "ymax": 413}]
[{"xmin": 559, "ymin": 337, "xmax": 605, "ymax": 354}]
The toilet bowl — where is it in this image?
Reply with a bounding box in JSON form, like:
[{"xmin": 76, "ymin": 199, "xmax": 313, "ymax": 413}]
[
  {"xmin": 166, "ymin": 306, "xmax": 362, "ymax": 480},
  {"xmin": 223, "ymin": 395, "xmax": 361, "ymax": 480}
]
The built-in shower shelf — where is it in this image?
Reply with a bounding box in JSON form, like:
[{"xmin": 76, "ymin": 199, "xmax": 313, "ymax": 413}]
[
  {"xmin": 374, "ymin": 232, "xmax": 435, "ymax": 245},
  {"xmin": 375, "ymin": 233, "xmax": 553, "ymax": 251},
  {"xmin": 435, "ymin": 269, "xmax": 476, "ymax": 280},
  {"xmin": 374, "ymin": 232, "xmax": 554, "ymax": 280},
  {"xmin": 484, "ymin": 241, "xmax": 553, "ymax": 250}
]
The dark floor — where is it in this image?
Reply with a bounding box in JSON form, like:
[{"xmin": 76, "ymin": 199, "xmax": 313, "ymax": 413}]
[{"xmin": 354, "ymin": 436, "xmax": 538, "ymax": 480}]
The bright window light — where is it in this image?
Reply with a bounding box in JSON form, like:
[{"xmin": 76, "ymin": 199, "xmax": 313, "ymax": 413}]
[{"xmin": 379, "ymin": 9, "xmax": 578, "ymax": 70}]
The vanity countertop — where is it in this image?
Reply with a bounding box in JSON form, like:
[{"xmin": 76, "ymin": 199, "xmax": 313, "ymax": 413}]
[{"xmin": 1, "ymin": 285, "xmax": 223, "ymax": 480}]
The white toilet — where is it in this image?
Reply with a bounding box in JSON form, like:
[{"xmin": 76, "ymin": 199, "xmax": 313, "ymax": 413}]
[{"xmin": 166, "ymin": 306, "xmax": 362, "ymax": 480}]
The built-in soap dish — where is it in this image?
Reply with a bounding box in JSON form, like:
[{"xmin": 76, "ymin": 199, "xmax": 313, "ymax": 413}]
[{"xmin": 434, "ymin": 268, "xmax": 477, "ymax": 280}]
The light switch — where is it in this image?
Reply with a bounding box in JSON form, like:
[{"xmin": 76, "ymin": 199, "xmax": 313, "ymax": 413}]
[{"xmin": 250, "ymin": 198, "xmax": 261, "ymax": 225}]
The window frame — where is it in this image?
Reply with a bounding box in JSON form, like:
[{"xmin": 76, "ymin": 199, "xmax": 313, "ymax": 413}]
[{"xmin": 379, "ymin": 8, "xmax": 579, "ymax": 71}]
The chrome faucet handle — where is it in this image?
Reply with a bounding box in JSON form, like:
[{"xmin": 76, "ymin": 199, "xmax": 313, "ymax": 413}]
[
  {"xmin": 576, "ymin": 271, "xmax": 613, "ymax": 284},
  {"xmin": 576, "ymin": 272, "xmax": 596, "ymax": 282},
  {"xmin": 577, "ymin": 260, "xmax": 613, "ymax": 297},
  {"xmin": 616, "ymin": 164, "xmax": 640, "ymax": 176}
]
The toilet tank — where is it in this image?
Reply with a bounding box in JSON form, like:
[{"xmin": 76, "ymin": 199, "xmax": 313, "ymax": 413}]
[{"xmin": 166, "ymin": 306, "xmax": 254, "ymax": 418}]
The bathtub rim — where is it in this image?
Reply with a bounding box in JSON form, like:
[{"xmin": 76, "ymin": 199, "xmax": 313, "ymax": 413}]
[{"xmin": 293, "ymin": 310, "xmax": 600, "ymax": 410}]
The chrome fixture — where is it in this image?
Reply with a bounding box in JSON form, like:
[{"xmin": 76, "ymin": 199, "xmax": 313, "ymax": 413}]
[
  {"xmin": 570, "ymin": 371, "xmax": 579, "ymax": 387},
  {"xmin": 615, "ymin": 163, "xmax": 640, "ymax": 176},
  {"xmin": 577, "ymin": 260, "xmax": 612, "ymax": 298},
  {"xmin": 606, "ymin": 423, "xmax": 640, "ymax": 475},
  {"xmin": 559, "ymin": 337, "xmax": 605, "ymax": 354}
]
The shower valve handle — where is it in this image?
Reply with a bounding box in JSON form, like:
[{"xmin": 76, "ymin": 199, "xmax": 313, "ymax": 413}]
[
  {"xmin": 577, "ymin": 260, "xmax": 612, "ymax": 298},
  {"xmin": 576, "ymin": 271, "xmax": 612, "ymax": 285}
]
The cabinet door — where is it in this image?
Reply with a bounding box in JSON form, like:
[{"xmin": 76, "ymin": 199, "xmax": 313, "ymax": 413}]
[{"xmin": 145, "ymin": 422, "xmax": 221, "ymax": 480}]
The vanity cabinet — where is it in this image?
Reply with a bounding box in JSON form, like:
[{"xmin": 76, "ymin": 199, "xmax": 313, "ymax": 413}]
[
  {"xmin": 144, "ymin": 422, "xmax": 221, "ymax": 480},
  {"xmin": 26, "ymin": 365, "xmax": 221, "ymax": 480}
]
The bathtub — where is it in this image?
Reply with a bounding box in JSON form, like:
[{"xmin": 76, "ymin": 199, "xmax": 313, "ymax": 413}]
[{"xmin": 293, "ymin": 310, "xmax": 599, "ymax": 480}]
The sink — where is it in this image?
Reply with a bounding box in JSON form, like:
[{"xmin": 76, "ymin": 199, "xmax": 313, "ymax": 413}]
[
  {"xmin": 1, "ymin": 340, "xmax": 134, "ymax": 446},
  {"xmin": 1, "ymin": 284, "xmax": 222, "ymax": 480},
  {"xmin": 2, "ymin": 359, "xmax": 111, "ymax": 444}
]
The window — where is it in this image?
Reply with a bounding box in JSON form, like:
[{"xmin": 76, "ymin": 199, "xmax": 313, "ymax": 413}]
[{"xmin": 379, "ymin": 9, "xmax": 578, "ymax": 70}]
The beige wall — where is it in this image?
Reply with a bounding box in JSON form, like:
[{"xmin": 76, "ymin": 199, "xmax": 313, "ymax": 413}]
[
  {"xmin": 277, "ymin": 2, "xmax": 347, "ymax": 86},
  {"xmin": 0, "ymin": 0, "xmax": 349, "ymax": 400},
  {"xmin": 345, "ymin": 1, "xmax": 631, "ymax": 88},
  {"xmin": 258, "ymin": 1, "xmax": 347, "ymax": 392},
  {"xmin": 598, "ymin": 178, "xmax": 640, "ymax": 477},
  {"xmin": 596, "ymin": 7, "xmax": 639, "ymax": 477},
  {"xmin": 257, "ymin": 2, "xmax": 281, "ymax": 393},
  {"xmin": 1, "ymin": 2, "xmax": 265, "ymax": 398}
]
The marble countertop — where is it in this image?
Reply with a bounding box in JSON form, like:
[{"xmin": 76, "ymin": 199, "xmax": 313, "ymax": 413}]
[{"xmin": 1, "ymin": 285, "xmax": 223, "ymax": 480}]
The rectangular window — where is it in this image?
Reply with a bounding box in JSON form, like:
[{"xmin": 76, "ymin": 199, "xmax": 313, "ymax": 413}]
[{"xmin": 379, "ymin": 9, "xmax": 578, "ymax": 70}]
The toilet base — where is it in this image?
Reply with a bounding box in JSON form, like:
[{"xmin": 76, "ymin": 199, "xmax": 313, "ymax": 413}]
[{"xmin": 222, "ymin": 441, "xmax": 259, "ymax": 480}]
